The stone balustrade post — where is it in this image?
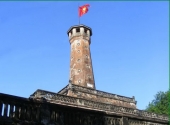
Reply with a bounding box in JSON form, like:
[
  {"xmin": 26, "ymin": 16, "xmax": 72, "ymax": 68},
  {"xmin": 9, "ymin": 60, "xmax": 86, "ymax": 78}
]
[
  {"xmin": 36, "ymin": 107, "xmax": 40, "ymax": 122},
  {"xmin": 20, "ymin": 105, "xmax": 25, "ymax": 120},
  {"xmin": 26, "ymin": 106, "xmax": 31, "ymax": 120},
  {"xmin": 9, "ymin": 104, "xmax": 14, "ymax": 118},
  {"xmin": 32, "ymin": 107, "xmax": 36, "ymax": 121},
  {"xmin": 0, "ymin": 102, "xmax": 2, "ymax": 116},
  {"xmin": 15, "ymin": 105, "xmax": 19, "ymax": 119},
  {"xmin": 39, "ymin": 103, "xmax": 51, "ymax": 124},
  {"xmin": 121, "ymin": 117, "xmax": 129, "ymax": 125},
  {"xmin": 3, "ymin": 103, "xmax": 8, "ymax": 117},
  {"xmin": 51, "ymin": 110, "xmax": 55, "ymax": 121}
]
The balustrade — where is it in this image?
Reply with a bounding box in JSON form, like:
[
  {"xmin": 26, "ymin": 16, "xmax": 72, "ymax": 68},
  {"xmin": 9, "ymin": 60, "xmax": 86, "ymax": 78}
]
[
  {"xmin": 0, "ymin": 93, "xmax": 169, "ymax": 125},
  {"xmin": 30, "ymin": 89, "xmax": 169, "ymax": 122},
  {"xmin": 0, "ymin": 93, "xmax": 39, "ymax": 122}
]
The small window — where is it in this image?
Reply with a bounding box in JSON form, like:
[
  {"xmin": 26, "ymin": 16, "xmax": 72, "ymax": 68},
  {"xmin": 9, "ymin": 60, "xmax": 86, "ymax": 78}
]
[
  {"xmin": 78, "ymin": 69, "xmax": 81, "ymax": 73},
  {"xmin": 84, "ymin": 29, "xmax": 87, "ymax": 33},
  {"xmin": 71, "ymin": 47, "xmax": 74, "ymax": 51},
  {"xmin": 77, "ymin": 43, "xmax": 80, "ymax": 46},
  {"xmin": 88, "ymin": 75, "xmax": 91, "ymax": 79},
  {"xmin": 77, "ymin": 59, "xmax": 81, "ymax": 62},
  {"xmin": 77, "ymin": 50, "xmax": 80, "ymax": 53},
  {"xmin": 86, "ymin": 64, "xmax": 90, "ymax": 68},
  {"xmin": 76, "ymin": 28, "xmax": 80, "ymax": 33}
]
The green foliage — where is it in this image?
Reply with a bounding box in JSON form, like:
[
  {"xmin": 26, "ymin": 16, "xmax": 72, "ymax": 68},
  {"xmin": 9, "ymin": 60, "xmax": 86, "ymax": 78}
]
[{"xmin": 145, "ymin": 90, "xmax": 170, "ymax": 115}]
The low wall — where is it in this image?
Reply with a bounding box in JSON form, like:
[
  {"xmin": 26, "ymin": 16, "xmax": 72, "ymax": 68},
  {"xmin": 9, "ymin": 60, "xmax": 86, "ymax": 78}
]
[{"xmin": 0, "ymin": 93, "xmax": 169, "ymax": 125}]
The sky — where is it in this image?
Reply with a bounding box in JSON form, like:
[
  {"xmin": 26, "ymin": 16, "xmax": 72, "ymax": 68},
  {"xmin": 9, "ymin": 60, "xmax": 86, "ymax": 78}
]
[{"xmin": 0, "ymin": 2, "xmax": 169, "ymax": 110}]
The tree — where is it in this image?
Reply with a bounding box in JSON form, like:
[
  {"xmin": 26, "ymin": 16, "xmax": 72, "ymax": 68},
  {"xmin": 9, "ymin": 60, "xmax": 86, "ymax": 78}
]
[{"xmin": 145, "ymin": 90, "xmax": 170, "ymax": 115}]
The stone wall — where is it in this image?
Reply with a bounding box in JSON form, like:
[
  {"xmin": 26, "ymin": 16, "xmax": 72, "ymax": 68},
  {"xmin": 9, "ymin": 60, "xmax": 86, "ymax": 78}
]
[
  {"xmin": 0, "ymin": 92, "xmax": 168, "ymax": 125},
  {"xmin": 59, "ymin": 84, "xmax": 137, "ymax": 109}
]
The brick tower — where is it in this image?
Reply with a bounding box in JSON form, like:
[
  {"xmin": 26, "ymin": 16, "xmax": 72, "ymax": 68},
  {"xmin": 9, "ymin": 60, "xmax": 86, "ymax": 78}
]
[
  {"xmin": 58, "ymin": 24, "xmax": 136, "ymax": 109},
  {"xmin": 67, "ymin": 25, "xmax": 95, "ymax": 89}
]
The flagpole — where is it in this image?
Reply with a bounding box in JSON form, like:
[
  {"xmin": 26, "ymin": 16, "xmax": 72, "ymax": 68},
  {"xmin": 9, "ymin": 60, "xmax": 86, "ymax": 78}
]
[
  {"xmin": 78, "ymin": 4, "xmax": 80, "ymax": 25},
  {"xmin": 79, "ymin": 16, "xmax": 80, "ymax": 25}
]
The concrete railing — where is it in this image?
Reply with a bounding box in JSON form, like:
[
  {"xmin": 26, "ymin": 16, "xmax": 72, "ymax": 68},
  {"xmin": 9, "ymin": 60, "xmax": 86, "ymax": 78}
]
[
  {"xmin": 31, "ymin": 89, "xmax": 169, "ymax": 122},
  {"xmin": 0, "ymin": 92, "xmax": 169, "ymax": 125},
  {"xmin": 0, "ymin": 93, "xmax": 40, "ymax": 122}
]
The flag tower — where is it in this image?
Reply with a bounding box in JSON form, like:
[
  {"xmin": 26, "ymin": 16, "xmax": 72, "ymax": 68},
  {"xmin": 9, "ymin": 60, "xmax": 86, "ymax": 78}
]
[{"xmin": 67, "ymin": 24, "xmax": 95, "ymax": 89}]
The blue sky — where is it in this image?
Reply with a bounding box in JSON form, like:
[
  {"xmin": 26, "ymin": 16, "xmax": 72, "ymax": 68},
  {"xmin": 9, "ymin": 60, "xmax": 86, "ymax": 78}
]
[{"xmin": 0, "ymin": 2, "xmax": 168, "ymax": 110}]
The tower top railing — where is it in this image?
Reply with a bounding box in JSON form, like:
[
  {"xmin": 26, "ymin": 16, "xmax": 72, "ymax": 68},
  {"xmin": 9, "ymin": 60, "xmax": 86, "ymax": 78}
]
[{"xmin": 67, "ymin": 24, "xmax": 92, "ymax": 36}]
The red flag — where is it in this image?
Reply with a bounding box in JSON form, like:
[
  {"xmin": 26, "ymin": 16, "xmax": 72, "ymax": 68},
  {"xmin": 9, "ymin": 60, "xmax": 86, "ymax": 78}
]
[{"xmin": 79, "ymin": 4, "xmax": 90, "ymax": 17}]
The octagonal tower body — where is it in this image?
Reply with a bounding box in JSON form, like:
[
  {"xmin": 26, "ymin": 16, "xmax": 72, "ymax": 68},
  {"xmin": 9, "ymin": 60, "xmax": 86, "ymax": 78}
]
[{"xmin": 67, "ymin": 25, "xmax": 95, "ymax": 89}]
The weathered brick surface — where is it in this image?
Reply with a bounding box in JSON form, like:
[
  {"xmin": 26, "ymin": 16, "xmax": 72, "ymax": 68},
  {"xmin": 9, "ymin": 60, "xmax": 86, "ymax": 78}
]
[
  {"xmin": 68, "ymin": 25, "xmax": 95, "ymax": 89},
  {"xmin": 66, "ymin": 25, "xmax": 137, "ymax": 109},
  {"xmin": 67, "ymin": 89, "xmax": 136, "ymax": 109}
]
